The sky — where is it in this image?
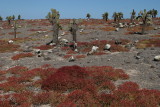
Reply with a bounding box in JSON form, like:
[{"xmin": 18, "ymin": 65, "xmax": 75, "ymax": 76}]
[{"xmin": 0, "ymin": 0, "xmax": 160, "ymax": 19}]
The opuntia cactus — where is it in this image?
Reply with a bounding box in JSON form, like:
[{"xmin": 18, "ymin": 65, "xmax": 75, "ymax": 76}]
[
  {"xmin": 6, "ymin": 16, "xmax": 12, "ymax": 25},
  {"xmin": 46, "ymin": 9, "xmax": 61, "ymax": 44},
  {"xmin": 69, "ymin": 19, "xmax": 78, "ymax": 42},
  {"xmin": 13, "ymin": 20, "xmax": 18, "ymax": 38},
  {"xmin": 18, "ymin": 15, "xmax": 21, "ymax": 20},
  {"xmin": 137, "ymin": 9, "xmax": 152, "ymax": 34},
  {"xmin": 102, "ymin": 12, "xmax": 109, "ymax": 21},
  {"xmin": 130, "ymin": 9, "xmax": 136, "ymax": 23},
  {"xmin": 112, "ymin": 12, "xmax": 123, "ymax": 26},
  {"xmin": 0, "ymin": 16, "xmax": 3, "ymax": 21},
  {"xmin": 86, "ymin": 13, "xmax": 91, "ymax": 20}
]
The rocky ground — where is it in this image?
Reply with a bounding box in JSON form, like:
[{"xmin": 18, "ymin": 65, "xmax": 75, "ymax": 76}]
[{"xmin": 1, "ymin": 19, "xmax": 160, "ymax": 91}]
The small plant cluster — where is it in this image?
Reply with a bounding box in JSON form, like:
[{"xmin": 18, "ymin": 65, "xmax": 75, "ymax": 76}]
[
  {"xmin": 0, "ymin": 65, "xmax": 160, "ymax": 106},
  {"xmin": 0, "ymin": 40, "xmax": 20, "ymax": 53},
  {"xmin": 11, "ymin": 52, "xmax": 34, "ymax": 60},
  {"xmin": 136, "ymin": 39, "xmax": 160, "ymax": 49}
]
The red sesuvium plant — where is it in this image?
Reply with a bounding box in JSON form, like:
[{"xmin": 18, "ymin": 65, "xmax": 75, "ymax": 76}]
[
  {"xmin": 11, "ymin": 52, "xmax": 34, "ymax": 60},
  {"xmin": 75, "ymin": 55, "xmax": 86, "ymax": 59},
  {"xmin": 0, "ymin": 40, "xmax": 20, "ymax": 53},
  {"xmin": 136, "ymin": 39, "xmax": 160, "ymax": 49},
  {"xmin": 0, "ymin": 65, "xmax": 160, "ymax": 107}
]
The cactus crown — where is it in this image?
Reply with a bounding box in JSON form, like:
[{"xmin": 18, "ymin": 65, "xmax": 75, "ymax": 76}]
[{"xmin": 46, "ymin": 8, "xmax": 60, "ymax": 24}]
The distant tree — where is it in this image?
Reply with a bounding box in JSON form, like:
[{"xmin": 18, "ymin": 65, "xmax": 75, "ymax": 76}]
[
  {"xmin": 12, "ymin": 15, "xmax": 15, "ymax": 20},
  {"xmin": 130, "ymin": 9, "xmax": 136, "ymax": 23},
  {"xmin": 137, "ymin": 9, "xmax": 152, "ymax": 35},
  {"xmin": 69, "ymin": 19, "xmax": 78, "ymax": 42},
  {"xmin": 102, "ymin": 12, "xmax": 109, "ymax": 21},
  {"xmin": 0, "ymin": 16, "xmax": 3, "ymax": 21},
  {"xmin": 18, "ymin": 15, "xmax": 21, "ymax": 20},
  {"xmin": 6, "ymin": 16, "xmax": 12, "ymax": 25},
  {"xmin": 112, "ymin": 12, "xmax": 123, "ymax": 26},
  {"xmin": 86, "ymin": 13, "xmax": 91, "ymax": 20},
  {"xmin": 46, "ymin": 8, "xmax": 61, "ymax": 44}
]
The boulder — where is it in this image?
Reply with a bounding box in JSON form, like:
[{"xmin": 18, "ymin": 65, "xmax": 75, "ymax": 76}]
[
  {"xmin": 92, "ymin": 46, "xmax": 99, "ymax": 52},
  {"xmin": 119, "ymin": 23, "xmax": 124, "ymax": 28},
  {"xmin": 154, "ymin": 55, "xmax": 160, "ymax": 61},
  {"xmin": 115, "ymin": 28, "xmax": 119, "ymax": 31},
  {"xmin": 8, "ymin": 40, "xmax": 14, "ymax": 44},
  {"xmin": 69, "ymin": 56, "xmax": 75, "ymax": 62},
  {"xmin": 154, "ymin": 27, "xmax": 158, "ymax": 30},
  {"xmin": 104, "ymin": 44, "xmax": 111, "ymax": 50},
  {"xmin": 61, "ymin": 32, "xmax": 66, "ymax": 36},
  {"xmin": 60, "ymin": 39, "xmax": 69, "ymax": 44}
]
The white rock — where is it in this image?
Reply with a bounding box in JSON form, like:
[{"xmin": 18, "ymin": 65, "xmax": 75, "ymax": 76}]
[
  {"xmin": 46, "ymin": 49, "xmax": 53, "ymax": 53},
  {"xmin": 58, "ymin": 36, "xmax": 62, "ymax": 40},
  {"xmin": 104, "ymin": 44, "xmax": 111, "ymax": 50},
  {"xmin": 61, "ymin": 32, "xmax": 66, "ymax": 36},
  {"xmin": 119, "ymin": 23, "xmax": 123, "ymax": 28},
  {"xmin": 8, "ymin": 40, "xmax": 14, "ymax": 44},
  {"xmin": 74, "ymin": 49, "xmax": 78, "ymax": 52},
  {"xmin": 154, "ymin": 55, "xmax": 160, "ymax": 61},
  {"xmin": 69, "ymin": 56, "xmax": 75, "ymax": 62},
  {"xmin": 60, "ymin": 39, "xmax": 69, "ymax": 44},
  {"xmin": 79, "ymin": 29, "xmax": 84, "ymax": 33},
  {"xmin": 37, "ymin": 31, "xmax": 42, "ymax": 33},
  {"xmin": 115, "ymin": 28, "xmax": 119, "ymax": 31},
  {"xmin": 139, "ymin": 22, "xmax": 143, "ymax": 25},
  {"xmin": 49, "ymin": 43, "xmax": 56, "ymax": 46},
  {"xmin": 154, "ymin": 27, "xmax": 158, "ymax": 30},
  {"xmin": 0, "ymin": 27, "xmax": 3, "ymax": 29},
  {"xmin": 92, "ymin": 46, "xmax": 99, "ymax": 52},
  {"xmin": 33, "ymin": 49, "xmax": 41, "ymax": 54},
  {"xmin": 44, "ymin": 35, "xmax": 48, "ymax": 37}
]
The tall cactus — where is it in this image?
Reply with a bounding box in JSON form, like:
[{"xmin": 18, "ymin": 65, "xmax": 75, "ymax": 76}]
[
  {"xmin": 148, "ymin": 9, "xmax": 158, "ymax": 18},
  {"xmin": 6, "ymin": 16, "xmax": 12, "ymax": 25},
  {"xmin": 69, "ymin": 19, "xmax": 78, "ymax": 42},
  {"xmin": 86, "ymin": 13, "xmax": 91, "ymax": 20},
  {"xmin": 18, "ymin": 15, "xmax": 21, "ymax": 20},
  {"xmin": 13, "ymin": 20, "xmax": 18, "ymax": 38},
  {"xmin": 112, "ymin": 12, "xmax": 123, "ymax": 26},
  {"xmin": 12, "ymin": 15, "xmax": 15, "ymax": 20},
  {"xmin": 0, "ymin": 16, "xmax": 3, "ymax": 21},
  {"xmin": 130, "ymin": 9, "xmax": 136, "ymax": 23},
  {"xmin": 46, "ymin": 9, "xmax": 61, "ymax": 44},
  {"xmin": 102, "ymin": 12, "xmax": 109, "ymax": 21},
  {"xmin": 137, "ymin": 9, "xmax": 152, "ymax": 35}
]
